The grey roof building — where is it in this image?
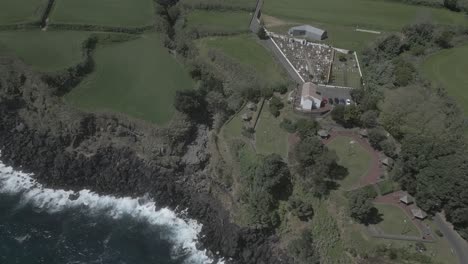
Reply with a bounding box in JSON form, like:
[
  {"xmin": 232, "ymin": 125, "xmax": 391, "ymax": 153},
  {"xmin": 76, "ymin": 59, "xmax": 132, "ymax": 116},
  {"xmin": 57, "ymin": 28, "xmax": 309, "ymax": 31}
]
[{"xmin": 288, "ymin": 25, "xmax": 327, "ymax": 41}]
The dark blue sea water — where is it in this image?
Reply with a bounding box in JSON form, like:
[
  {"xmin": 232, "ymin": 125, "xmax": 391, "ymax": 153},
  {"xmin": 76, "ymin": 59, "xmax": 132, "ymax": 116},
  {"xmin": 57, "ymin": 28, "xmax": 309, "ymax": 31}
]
[{"xmin": 0, "ymin": 161, "xmax": 215, "ymax": 264}]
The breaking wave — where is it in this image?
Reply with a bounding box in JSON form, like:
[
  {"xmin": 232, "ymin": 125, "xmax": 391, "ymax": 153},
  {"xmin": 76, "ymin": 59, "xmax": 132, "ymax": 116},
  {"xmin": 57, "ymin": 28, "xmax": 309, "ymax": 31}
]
[{"xmin": 0, "ymin": 159, "xmax": 221, "ymax": 264}]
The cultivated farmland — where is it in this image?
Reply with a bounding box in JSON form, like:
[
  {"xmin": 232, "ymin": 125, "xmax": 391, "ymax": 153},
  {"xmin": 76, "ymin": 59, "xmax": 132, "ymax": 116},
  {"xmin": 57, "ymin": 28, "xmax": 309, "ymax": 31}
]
[
  {"xmin": 65, "ymin": 34, "xmax": 193, "ymax": 125},
  {"xmin": 0, "ymin": 0, "xmax": 48, "ymax": 25},
  {"xmin": 0, "ymin": 31, "xmax": 90, "ymax": 72},
  {"xmin": 422, "ymin": 45, "xmax": 468, "ymax": 115},
  {"xmin": 50, "ymin": 0, "xmax": 154, "ymax": 27},
  {"xmin": 186, "ymin": 10, "xmax": 251, "ymax": 36}
]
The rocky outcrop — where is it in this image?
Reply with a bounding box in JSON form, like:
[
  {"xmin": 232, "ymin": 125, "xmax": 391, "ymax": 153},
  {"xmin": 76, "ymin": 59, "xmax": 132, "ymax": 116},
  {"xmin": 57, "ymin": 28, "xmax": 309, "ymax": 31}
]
[{"xmin": 0, "ymin": 57, "xmax": 291, "ymax": 264}]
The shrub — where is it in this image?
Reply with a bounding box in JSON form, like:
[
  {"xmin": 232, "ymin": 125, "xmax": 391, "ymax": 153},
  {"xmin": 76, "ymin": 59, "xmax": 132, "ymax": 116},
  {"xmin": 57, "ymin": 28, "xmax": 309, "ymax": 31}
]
[
  {"xmin": 280, "ymin": 118, "xmax": 297, "ymax": 133},
  {"xmin": 269, "ymin": 96, "xmax": 284, "ymax": 117}
]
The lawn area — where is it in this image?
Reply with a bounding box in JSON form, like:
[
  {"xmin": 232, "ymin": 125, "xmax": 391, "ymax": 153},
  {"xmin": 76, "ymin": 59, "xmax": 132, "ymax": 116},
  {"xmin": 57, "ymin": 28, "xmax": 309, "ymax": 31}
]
[
  {"xmin": 0, "ymin": 0, "xmax": 48, "ymax": 24},
  {"xmin": 65, "ymin": 34, "xmax": 193, "ymax": 125},
  {"xmin": 255, "ymin": 102, "xmax": 288, "ymax": 157},
  {"xmin": 263, "ymin": 0, "xmax": 468, "ymax": 33},
  {"xmin": 181, "ymin": 0, "xmax": 256, "ymax": 10},
  {"xmin": 50, "ymin": 0, "xmax": 154, "ymax": 27},
  {"xmin": 186, "ymin": 10, "xmax": 251, "ymax": 35},
  {"xmin": 422, "ymin": 44, "xmax": 468, "ymax": 115},
  {"xmin": 0, "ymin": 30, "xmax": 90, "ymax": 72},
  {"xmin": 326, "ymin": 136, "xmax": 372, "ymax": 190},
  {"xmin": 197, "ymin": 34, "xmax": 289, "ymax": 87},
  {"xmin": 374, "ymin": 204, "xmax": 420, "ymax": 237},
  {"xmin": 330, "ymin": 52, "xmax": 362, "ymax": 88}
]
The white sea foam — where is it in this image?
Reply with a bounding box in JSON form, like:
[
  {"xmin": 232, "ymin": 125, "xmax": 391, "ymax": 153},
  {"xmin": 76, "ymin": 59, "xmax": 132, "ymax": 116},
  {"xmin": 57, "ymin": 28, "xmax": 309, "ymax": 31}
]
[{"xmin": 0, "ymin": 160, "xmax": 222, "ymax": 264}]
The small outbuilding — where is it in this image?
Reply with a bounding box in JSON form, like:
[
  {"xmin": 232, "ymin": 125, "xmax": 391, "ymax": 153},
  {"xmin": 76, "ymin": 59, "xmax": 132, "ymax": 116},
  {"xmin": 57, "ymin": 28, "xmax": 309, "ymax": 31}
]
[
  {"xmin": 241, "ymin": 113, "xmax": 252, "ymax": 121},
  {"xmin": 288, "ymin": 25, "xmax": 327, "ymax": 41},
  {"xmin": 381, "ymin": 157, "xmax": 394, "ymax": 168},
  {"xmin": 400, "ymin": 194, "xmax": 414, "ymax": 205},
  {"xmin": 411, "ymin": 208, "xmax": 427, "ymax": 220},
  {"xmin": 317, "ymin": 129, "xmax": 330, "ymax": 139},
  {"xmin": 247, "ymin": 102, "xmax": 257, "ymax": 111}
]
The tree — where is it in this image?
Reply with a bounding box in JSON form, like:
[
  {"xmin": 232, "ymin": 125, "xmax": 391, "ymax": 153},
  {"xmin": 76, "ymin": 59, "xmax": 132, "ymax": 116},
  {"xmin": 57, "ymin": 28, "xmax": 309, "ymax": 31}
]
[
  {"xmin": 435, "ymin": 30, "xmax": 454, "ymax": 49},
  {"xmin": 444, "ymin": 0, "xmax": 461, "ymax": 11},
  {"xmin": 269, "ymin": 96, "xmax": 284, "ymax": 117},
  {"xmin": 257, "ymin": 27, "xmax": 268, "ymax": 40},
  {"xmin": 368, "ymin": 128, "xmax": 387, "ymax": 150},
  {"xmin": 288, "ymin": 196, "xmax": 314, "ymax": 221},
  {"xmin": 287, "ymin": 231, "xmax": 320, "ymax": 264},
  {"xmin": 331, "ymin": 105, "xmax": 346, "ymax": 125},
  {"xmin": 295, "ymin": 118, "xmax": 319, "ymax": 138},
  {"xmin": 360, "ymin": 110, "xmax": 379, "ymax": 128},
  {"xmin": 402, "ymin": 23, "xmax": 434, "ymax": 48},
  {"xmin": 174, "ymin": 90, "xmax": 204, "ymax": 115},
  {"xmin": 393, "ymin": 58, "xmax": 415, "ymax": 87},
  {"xmin": 380, "ymin": 139, "xmax": 397, "ymax": 158},
  {"xmin": 348, "ymin": 189, "xmax": 377, "ymax": 224},
  {"xmin": 343, "ymin": 104, "xmax": 362, "ymax": 127}
]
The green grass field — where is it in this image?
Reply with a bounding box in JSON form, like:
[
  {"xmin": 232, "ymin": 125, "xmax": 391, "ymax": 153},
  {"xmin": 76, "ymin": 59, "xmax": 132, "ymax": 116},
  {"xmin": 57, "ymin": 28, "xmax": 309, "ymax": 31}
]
[
  {"xmin": 198, "ymin": 34, "xmax": 288, "ymax": 87},
  {"xmin": 422, "ymin": 45, "xmax": 468, "ymax": 115},
  {"xmin": 0, "ymin": 0, "xmax": 48, "ymax": 24},
  {"xmin": 50, "ymin": 0, "xmax": 154, "ymax": 27},
  {"xmin": 186, "ymin": 10, "xmax": 251, "ymax": 35},
  {"xmin": 263, "ymin": 0, "xmax": 467, "ymax": 51},
  {"xmin": 0, "ymin": 31, "xmax": 90, "ymax": 72},
  {"xmin": 264, "ymin": 0, "xmax": 467, "ymax": 32},
  {"xmin": 374, "ymin": 204, "xmax": 420, "ymax": 237},
  {"xmin": 65, "ymin": 34, "xmax": 193, "ymax": 125},
  {"xmin": 181, "ymin": 0, "xmax": 256, "ymax": 10},
  {"xmin": 326, "ymin": 136, "xmax": 372, "ymax": 190},
  {"xmin": 255, "ymin": 103, "xmax": 288, "ymax": 157}
]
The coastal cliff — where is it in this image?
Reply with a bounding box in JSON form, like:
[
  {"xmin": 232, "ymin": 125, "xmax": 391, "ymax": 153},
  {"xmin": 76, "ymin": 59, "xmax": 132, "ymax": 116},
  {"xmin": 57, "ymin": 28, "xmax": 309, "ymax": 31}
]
[{"xmin": 0, "ymin": 57, "xmax": 290, "ymax": 264}]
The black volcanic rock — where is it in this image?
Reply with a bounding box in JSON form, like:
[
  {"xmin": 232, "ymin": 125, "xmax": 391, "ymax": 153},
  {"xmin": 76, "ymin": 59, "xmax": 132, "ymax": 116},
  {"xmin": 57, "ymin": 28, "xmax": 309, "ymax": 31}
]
[{"xmin": 0, "ymin": 57, "xmax": 292, "ymax": 264}]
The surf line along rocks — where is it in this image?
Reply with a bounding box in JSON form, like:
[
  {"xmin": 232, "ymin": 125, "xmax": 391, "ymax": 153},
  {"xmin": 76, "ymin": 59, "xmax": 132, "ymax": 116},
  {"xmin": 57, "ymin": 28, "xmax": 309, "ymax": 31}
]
[{"xmin": 0, "ymin": 57, "xmax": 291, "ymax": 264}]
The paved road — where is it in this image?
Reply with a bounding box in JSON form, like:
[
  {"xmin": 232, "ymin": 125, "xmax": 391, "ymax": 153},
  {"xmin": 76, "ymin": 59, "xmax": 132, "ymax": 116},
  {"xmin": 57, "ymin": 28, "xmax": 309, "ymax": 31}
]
[{"xmin": 434, "ymin": 213, "xmax": 468, "ymax": 264}]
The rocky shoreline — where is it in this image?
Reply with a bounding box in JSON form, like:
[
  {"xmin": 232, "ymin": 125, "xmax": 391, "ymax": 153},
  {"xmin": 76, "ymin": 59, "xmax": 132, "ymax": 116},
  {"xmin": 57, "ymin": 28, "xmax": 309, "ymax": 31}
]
[{"xmin": 0, "ymin": 57, "xmax": 290, "ymax": 263}]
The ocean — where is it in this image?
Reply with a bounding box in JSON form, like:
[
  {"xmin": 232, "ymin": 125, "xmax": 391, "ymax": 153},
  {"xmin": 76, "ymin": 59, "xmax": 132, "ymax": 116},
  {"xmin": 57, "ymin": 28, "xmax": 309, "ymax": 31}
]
[{"xmin": 0, "ymin": 161, "xmax": 217, "ymax": 264}]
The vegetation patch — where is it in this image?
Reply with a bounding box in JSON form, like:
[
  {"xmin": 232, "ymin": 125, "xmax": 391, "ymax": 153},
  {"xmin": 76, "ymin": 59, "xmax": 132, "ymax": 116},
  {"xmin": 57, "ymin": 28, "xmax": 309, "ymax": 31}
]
[
  {"xmin": 0, "ymin": 0, "xmax": 48, "ymax": 25},
  {"xmin": 50, "ymin": 0, "xmax": 154, "ymax": 27},
  {"xmin": 373, "ymin": 204, "xmax": 420, "ymax": 237},
  {"xmin": 326, "ymin": 136, "xmax": 372, "ymax": 190},
  {"xmin": 422, "ymin": 44, "xmax": 468, "ymax": 114},
  {"xmin": 0, "ymin": 30, "xmax": 90, "ymax": 72},
  {"xmin": 197, "ymin": 34, "xmax": 289, "ymax": 88},
  {"xmin": 186, "ymin": 10, "xmax": 251, "ymax": 36},
  {"xmin": 65, "ymin": 34, "xmax": 193, "ymax": 125}
]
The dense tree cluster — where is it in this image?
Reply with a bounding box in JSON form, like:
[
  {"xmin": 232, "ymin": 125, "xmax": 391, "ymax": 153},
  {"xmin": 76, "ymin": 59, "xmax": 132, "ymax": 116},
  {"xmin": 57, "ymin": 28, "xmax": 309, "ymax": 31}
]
[
  {"xmin": 239, "ymin": 154, "xmax": 292, "ymax": 229},
  {"xmin": 287, "ymin": 231, "xmax": 320, "ymax": 264},
  {"xmin": 294, "ymin": 137, "xmax": 347, "ymax": 196},
  {"xmin": 361, "ymin": 24, "xmax": 468, "ymax": 239}
]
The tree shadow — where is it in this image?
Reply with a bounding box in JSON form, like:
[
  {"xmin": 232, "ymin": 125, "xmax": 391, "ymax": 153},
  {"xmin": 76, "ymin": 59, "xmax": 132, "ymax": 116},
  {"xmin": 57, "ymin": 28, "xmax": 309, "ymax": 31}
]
[{"xmin": 365, "ymin": 207, "xmax": 384, "ymax": 225}]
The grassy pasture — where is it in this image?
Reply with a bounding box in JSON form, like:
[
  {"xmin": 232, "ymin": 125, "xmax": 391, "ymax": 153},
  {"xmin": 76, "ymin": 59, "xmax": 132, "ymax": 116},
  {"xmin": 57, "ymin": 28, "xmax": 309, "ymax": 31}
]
[
  {"xmin": 197, "ymin": 34, "xmax": 288, "ymax": 87},
  {"xmin": 255, "ymin": 102, "xmax": 288, "ymax": 157},
  {"xmin": 186, "ymin": 10, "xmax": 251, "ymax": 35},
  {"xmin": 374, "ymin": 204, "xmax": 420, "ymax": 237},
  {"xmin": 326, "ymin": 136, "xmax": 372, "ymax": 190},
  {"xmin": 65, "ymin": 34, "xmax": 193, "ymax": 125},
  {"xmin": 0, "ymin": 31, "xmax": 90, "ymax": 72},
  {"xmin": 422, "ymin": 45, "xmax": 468, "ymax": 115},
  {"xmin": 50, "ymin": 0, "xmax": 154, "ymax": 27},
  {"xmin": 263, "ymin": 0, "xmax": 468, "ymax": 32},
  {"xmin": 0, "ymin": 0, "xmax": 48, "ymax": 24},
  {"xmin": 181, "ymin": 0, "xmax": 256, "ymax": 11}
]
